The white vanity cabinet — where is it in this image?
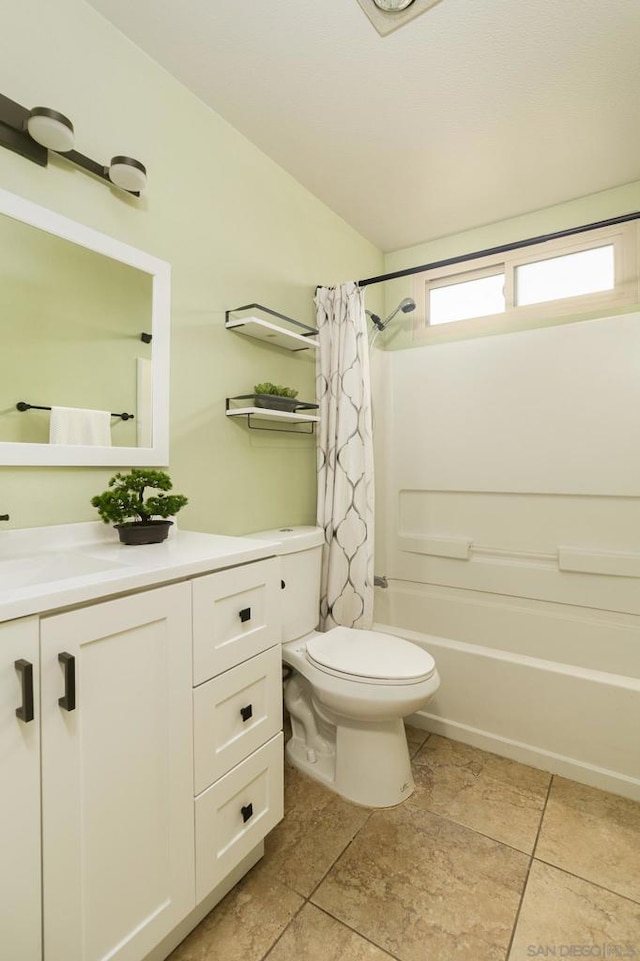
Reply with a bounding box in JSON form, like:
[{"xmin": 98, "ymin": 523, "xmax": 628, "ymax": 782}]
[
  {"xmin": 40, "ymin": 583, "xmax": 195, "ymax": 961},
  {"xmin": 0, "ymin": 617, "xmax": 42, "ymax": 961},
  {"xmin": 0, "ymin": 533, "xmax": 284, "ymax": 961}
]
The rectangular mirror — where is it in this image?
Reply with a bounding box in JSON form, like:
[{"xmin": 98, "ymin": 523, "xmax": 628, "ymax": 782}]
[{"xmin": 0, "ymin": 187, "xmax": 169, "ymax": 466}]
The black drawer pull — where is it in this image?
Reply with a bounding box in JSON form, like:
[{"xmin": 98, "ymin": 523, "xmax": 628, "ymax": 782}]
[
  {"xmin": 241, "ymin": 803, "xmax": 253, "ymax": 823},
  {"xmin": 15, "ymin": 659, "xmax": 34, "ymax": 723},
  {"xmin": 240, "ymin": 704, "xmax": 253, "ymax": 723},
  {"xmin": 239, "ymin": 607, "xmax": 251, "ymax": 623},
  {"xmin": 58, "ymin": 652, "xmax": 76, "ymax": 712}
]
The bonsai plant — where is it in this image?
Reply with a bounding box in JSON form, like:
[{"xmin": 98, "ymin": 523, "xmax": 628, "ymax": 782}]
[
  {"xmin": 91, "ymin": 469, "xmax": 188, "ymax": 545},
  {"xmin": 253, "ymin": 382, "xmax": 299, "ymax": 411}
]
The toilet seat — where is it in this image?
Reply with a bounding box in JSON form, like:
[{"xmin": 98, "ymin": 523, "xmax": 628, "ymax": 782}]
[{"xmin": 305, "ymin": 627, "xmax": 435, "ymax": 686}]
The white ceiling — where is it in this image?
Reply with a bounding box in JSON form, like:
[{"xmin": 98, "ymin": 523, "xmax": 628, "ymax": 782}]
[{"xmin": 86, "ymin": 0, "xmax": 640, "ymax": 252}]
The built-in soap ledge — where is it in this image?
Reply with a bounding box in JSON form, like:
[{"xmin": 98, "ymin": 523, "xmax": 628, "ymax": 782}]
[
  {"xmin": 398, "ymin": 536, "xmax": 640, "ymax": 577},
  {"xmin": 397, "ymin": 534, "xmax": 472, "ymax": 560},
  {"xmin": 558, "ymin": 547, "xmax": 640, "ymax": 578}
]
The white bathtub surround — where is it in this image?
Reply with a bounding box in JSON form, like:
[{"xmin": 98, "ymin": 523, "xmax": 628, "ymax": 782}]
[
  {"xmin": 372, "ymin": 314, "xmax": 640, "ymax": 804},
  {"xmin": 315, "ymin": 282, "xmax": 375, "ymax": 629}
]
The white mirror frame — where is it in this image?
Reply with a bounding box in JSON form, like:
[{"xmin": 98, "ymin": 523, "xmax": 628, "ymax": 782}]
[{"xmin": 0, "ymin": 187, "xmax": 170, "ymax": 466}]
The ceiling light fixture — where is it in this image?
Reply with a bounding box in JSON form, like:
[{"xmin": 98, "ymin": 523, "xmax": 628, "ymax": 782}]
[
  {"xmin": 372, "ymin": 0, "xmax": 416, "ymax": 10},
  {"xmin": 356, "ymin": 0, "xmax": 444, "ymax": 36},
  {"xmin": 0, "ymin": 92, "xmax": 147, "ymax": 196}
]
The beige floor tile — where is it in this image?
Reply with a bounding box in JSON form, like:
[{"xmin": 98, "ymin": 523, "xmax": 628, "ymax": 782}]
[
  {"xmin": 508, "ymin": 860, "xmax": 640, "ymax": 961},
  {"xmin": 266, "ymin": 904, "xmax": 395, "ymax": 961},
  {"xmin": 260, "ymin": 763, "xmax": 371, "ymax": 897},
  {"xmin": 536, "ymin": 777, "xmax": 640, "ymax": 903},
  {"xmin": 409, "ymin": 734, "xmax": 550, "ymax": 853},
  {"xmin": 281, "ymin": 759, "xmax": 336, "ymax": 812},
  {"xmin": 168, "ymin": 862, "xmax": 302, "ymax": 961},
  {"xmin": 312, "ymin": 802, "xmax": 529, "ymax": 961},
  {"xmin": 404, "ymin": 723, "xmax": 429, "ymax": 758}
]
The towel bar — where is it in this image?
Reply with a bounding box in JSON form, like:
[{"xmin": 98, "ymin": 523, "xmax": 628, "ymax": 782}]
[{"xmin": 16, "ymin": 402, "xmax": 134, "ymax": 421}]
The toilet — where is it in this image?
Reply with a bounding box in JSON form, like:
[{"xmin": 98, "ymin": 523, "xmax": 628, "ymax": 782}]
[{"xmin": 249, "ymin": 526, "xmax": 440, "ymax": 807}]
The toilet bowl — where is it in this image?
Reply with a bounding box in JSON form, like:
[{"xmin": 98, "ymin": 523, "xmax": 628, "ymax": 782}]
[{"xmin": 248, "ymin": 527, "xmax": 440, "ymax": 807}]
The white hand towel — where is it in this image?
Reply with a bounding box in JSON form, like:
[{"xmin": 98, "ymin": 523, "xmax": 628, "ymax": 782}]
[{"xmin": 49, "ymin": 407, "xmax": 112, "ymax": 446}]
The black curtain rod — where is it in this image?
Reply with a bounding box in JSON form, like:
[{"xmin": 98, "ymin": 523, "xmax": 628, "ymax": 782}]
[{"xmin": 355, "ymin": 211, "xmax": 640, "ymax": 289}]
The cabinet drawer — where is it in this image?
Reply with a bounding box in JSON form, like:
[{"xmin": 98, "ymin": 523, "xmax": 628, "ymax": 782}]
[
  {"xmin": 193, "ymin": 558, "xmax": 280, "ymax": 685},
  {"xmin": 195, "ymin": 733, "xmax": 283, "ymax": 902},
  {"xmin": 194, "ymin": 645, "xmax": 282, "ymax": 794}
]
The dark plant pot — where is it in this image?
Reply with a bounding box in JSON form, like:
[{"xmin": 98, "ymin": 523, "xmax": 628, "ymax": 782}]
[
  {"xmin": 254, "ymin": 393, "xmax": 299, "ymax": 412},
  {"xmin": 115, "ymin": 520, "xmax": 173, "ymax": 545}
]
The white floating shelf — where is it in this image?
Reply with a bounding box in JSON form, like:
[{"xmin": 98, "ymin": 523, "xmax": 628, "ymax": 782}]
[
  {"xmin": 226, "ymin": 407, "xmax": 320, "ymax": 424},
  {"xmin": 225, "ymin": 316, "xmax": 319, "ymax": 351}
]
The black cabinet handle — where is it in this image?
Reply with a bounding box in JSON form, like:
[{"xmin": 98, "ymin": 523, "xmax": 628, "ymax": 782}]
[
  {"xmin": 15, "ymin": 659, "xmax": 34, "ymax": 723},
  {"xmin": 58, "ymin": 652, "xmax": 76, "ymax": 712},
  {"xmin": 239, "ymin": 607, "xmax": 251, "ymax": 623},
  {"xmin": 241, "ymin": 803, "xmax": 253, "ymax": 823},
  {"xmin": 240, "ymin": 704, "xmax": 253, "ymax": 723}
]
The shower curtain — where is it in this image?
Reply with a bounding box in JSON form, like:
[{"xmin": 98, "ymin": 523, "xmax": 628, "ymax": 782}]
[{"xmin": 315, "ymin": 282, "xmax": 375, "ymax": 630}]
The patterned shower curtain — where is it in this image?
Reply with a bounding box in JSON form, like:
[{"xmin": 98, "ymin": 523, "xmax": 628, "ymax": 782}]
[{"xmin": 315, "ymin": 282, "xmax": 375, "ymax": 630}]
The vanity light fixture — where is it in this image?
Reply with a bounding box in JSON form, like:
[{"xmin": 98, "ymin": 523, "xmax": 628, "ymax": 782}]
[
  {"xmin": 109, "ymin": 156, "xmax": 147, "ymax": 193},
  {"xmin": 0, "ymin": 92, "xmax": 147, "ymax": 196},
  {"xmin": 26, "ymin": 107, "xmax": 75, "ymax": 153}
]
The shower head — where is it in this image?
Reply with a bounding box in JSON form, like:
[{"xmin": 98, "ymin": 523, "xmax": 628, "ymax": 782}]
[
  {"xmin": 399, "ymin": 297, "xmax": 416, "ymax": 313},
  {"xmin": 369, "ymin": 297, "xmax": 416, "ymax": 332}
]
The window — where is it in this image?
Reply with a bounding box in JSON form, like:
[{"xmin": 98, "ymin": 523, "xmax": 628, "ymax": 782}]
[
  {"xmin": 430, "ymin": 269, "xmax": 505, "ymax": 325},
  {"xmin": 514, "ymin": 245, "xmax": 614, "ymax": 306},
  {"xmin": 415, "ymin": 223, "xmax": 637, "ymax": 335}
]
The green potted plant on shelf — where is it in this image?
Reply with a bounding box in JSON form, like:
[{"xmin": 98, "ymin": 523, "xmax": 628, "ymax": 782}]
[
  {"xmin": 253, "ymin": 382, "xmax": 299, "ymax": 412},
  {"xmin": 91, "ymin": 469, "xmax": 188, "ymax": 545}
]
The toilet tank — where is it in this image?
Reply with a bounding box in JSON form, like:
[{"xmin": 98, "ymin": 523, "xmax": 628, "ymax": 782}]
[{"xmin": 247, "ymin": 526, "xmax": 324, "ymax": 642}]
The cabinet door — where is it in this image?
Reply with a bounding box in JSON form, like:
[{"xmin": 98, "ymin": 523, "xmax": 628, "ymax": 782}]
[
  {"xmin": 0, "ymin": 617, "xmax": 41, "ymax": 961},
  {"xmin": 41, "ymin": 583, "xmax": 195, "ymax": 961}
]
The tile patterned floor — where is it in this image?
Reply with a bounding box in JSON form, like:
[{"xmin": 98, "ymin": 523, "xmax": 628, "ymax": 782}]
[{"xmin": 169, "ymin": 728, "xmax": 640, "ymax": 961}]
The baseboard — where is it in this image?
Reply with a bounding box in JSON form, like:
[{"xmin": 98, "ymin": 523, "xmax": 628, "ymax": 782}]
[{"xmin": 408, "ymin": 710, "xmax": 640, "ymax": 802}]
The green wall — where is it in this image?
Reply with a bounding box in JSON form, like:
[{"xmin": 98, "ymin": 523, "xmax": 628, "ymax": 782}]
[{"xmin": 0, "ymin": 0, "xmax": 383, "ymax": 533}]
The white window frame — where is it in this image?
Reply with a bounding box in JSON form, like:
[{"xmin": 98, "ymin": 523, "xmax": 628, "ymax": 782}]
[{"xmin": 413, "ymin": 222, "xmax": 638, "ymax": 338}]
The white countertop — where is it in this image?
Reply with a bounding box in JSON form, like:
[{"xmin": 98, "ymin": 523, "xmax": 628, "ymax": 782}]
[{"xmin": 0, "ymin": 522, "xmax": 280, "ymax": 622}]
